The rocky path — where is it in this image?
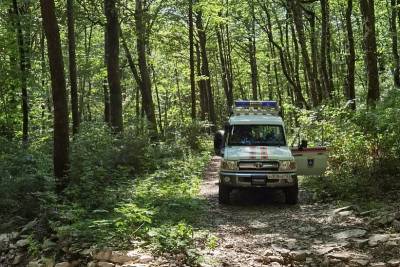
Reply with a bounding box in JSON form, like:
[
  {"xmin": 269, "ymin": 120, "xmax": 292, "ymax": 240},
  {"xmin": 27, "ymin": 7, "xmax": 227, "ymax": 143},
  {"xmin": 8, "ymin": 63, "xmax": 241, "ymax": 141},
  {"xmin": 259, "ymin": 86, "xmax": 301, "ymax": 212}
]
[{"xmin": 197, "ymin": 156, "xmax": 400, "ymax": 267}]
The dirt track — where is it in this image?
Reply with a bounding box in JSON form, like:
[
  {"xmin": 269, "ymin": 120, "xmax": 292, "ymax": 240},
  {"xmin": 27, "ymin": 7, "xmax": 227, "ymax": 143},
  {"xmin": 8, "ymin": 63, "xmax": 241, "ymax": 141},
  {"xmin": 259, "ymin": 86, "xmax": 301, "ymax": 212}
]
[{"xmin": 197, "ymin": 156, "xmax": 400, "ymax": 267}]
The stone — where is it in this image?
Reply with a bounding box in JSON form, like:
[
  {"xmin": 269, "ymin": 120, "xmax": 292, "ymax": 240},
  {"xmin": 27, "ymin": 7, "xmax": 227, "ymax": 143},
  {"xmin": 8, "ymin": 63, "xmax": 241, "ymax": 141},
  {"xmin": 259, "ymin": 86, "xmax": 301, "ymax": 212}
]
[
  {"xmin": 21, "ymin": 219, "xmax": 38, "ymax": 234},
  {"xmin": 338, "ymin": 210, "xmax": 354, "ymax": 217},
  {"xmin": 266, "ymin": 263, "xmax": 282, "ymax": 267},
  {"xmin": 350, "ymin": 259, "xmax": 369, "ymax": 266},
  {"xmin": 27, "ymin": 261, "xmax": 45, "ymax": 267},
  {"xmin": 266, "ymin": 255, "xmax": 284, "ymax": 264},
  {"xmin": 42, "ymin": 239, "xmax": 57, "ymax": 250},
  {"xmin": 360, "ymin": 210, "xmax": 376, "ymax": 217},
  {"xmin": 97, "ymin": 262, "xmax": 115, "ymax": 267},
  {"xmin": 55, "ymin": 262, "xmax": 71, "ymax": 267},
  {"xmin": 388, "ymin": 259, "xmax": 400, "ymax": 266},
  {"xmin": 289, "ymin": 250, "xmax": 309, "ymax": 261},
  {"xmin": 87, "ymin": 261, "xmax": 96, "ymax": 267},
  {"xmin": 271, "ymin": 245, "xmax": 290, "ymax": 256},
  {"xmin": 368, "ymin": 234, "xmax": 390, "ymax": 247},
  {"xmin": 327, "ymin": 251, "xmax": 351, "ymax": 261},
  {"xmin": 351, "ymin": 238, "xmax": 369, "ymax": 248},
  {"xmin": 16, "ymin": 239, "xmax": 29, "ymax": 248},
  {"xmin": 298, "ymin": 226, "xmax": 317, "ymax": 233},
  {"xmin": 138, "ymin": 255, "xmax": 153, "ymax": 264},
  {"xmin": 109, "ymin": 251, "xmax": 139, "ymax": 264},
  {"xmin": 333, "ymin": 229, "xmax": 367, "ymax": 240},
  {"xmin": 94, "ymin": 250, "xmax": 112, "ymax": 261},
  {"xmin": 392, "ymin": 220, "xmax": 400, "ymax": 232},
  {"xmin": 333, "ymin": 206, "xmax": 353, "ymax": 214},
  {"xmin": 377, "ymin": 214, "xmax": 395, "ymax": 225},
  {"xmin": 12, "ymin": 254, "xmax": 23, "ymax": 265},
  {"xmin": 370, "ymin": 263, "xmax": 386, "ymax": 267}
]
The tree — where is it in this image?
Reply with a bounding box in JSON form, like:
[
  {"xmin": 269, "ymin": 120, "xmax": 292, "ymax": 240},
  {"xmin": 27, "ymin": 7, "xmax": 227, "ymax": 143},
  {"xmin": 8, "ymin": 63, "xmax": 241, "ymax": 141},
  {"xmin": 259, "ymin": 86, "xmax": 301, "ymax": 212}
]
[
  {"xmin": 189, "ymin": 0, "xmax": 196, "ymax": 119},
  {"xmin": 67, "ymin": 0, "xmax": 80, "ymax": 134},
  {"xmin": 40, "ymin": 0, "xmax": 70, "ymax": 193},
  {"xmin": 105, "ymin": 0, "xmax": 123, "ymax": 132},
  {"xmin": 360, "ymin": 0, "xmax": 380, "ymax": 106},
  {"xmin": 345, "ymin": 0, "xmax": 356, "ymax": 110},
  {"xmin": 135, "ymin": 0, "xmax": 157, "ymax": 135},
  {"xmin": 12, "ymin": 0, "xmax": 30, "ymax": 144},
  {"xmin": 390, "ymin": 0, "xmax": 400, "ymax": 87}
]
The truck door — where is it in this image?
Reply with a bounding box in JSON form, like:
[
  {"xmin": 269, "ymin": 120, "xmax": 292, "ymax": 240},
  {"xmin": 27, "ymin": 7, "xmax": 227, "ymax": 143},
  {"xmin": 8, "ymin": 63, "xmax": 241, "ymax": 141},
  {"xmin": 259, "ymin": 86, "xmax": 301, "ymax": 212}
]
[{"xmin": 291, "ymin": 147, "xmax": 328, "ymax": 176}]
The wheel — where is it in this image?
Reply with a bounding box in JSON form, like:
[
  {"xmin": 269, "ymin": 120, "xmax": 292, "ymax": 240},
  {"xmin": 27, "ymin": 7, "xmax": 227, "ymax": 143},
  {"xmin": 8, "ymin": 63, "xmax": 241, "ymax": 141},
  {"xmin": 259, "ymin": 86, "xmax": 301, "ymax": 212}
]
[
  {"xmin": 219, "ymin": 184, "xmax": 231, "ymax": 204},
  {"xmin": 284, "ymin": 184, "xmax": 299, "ymax": 205}
]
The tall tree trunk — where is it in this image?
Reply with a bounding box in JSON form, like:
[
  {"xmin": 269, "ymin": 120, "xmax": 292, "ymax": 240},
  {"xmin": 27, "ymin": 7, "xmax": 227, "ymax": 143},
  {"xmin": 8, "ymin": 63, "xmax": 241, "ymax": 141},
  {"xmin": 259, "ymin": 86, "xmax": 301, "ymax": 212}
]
[
  {"xmin": 135, "ymin": 0, "xmax": 157, "ymax": 135},
  {"xmin": 345, "ymin": 0, "xmax": 356, "ymax": 110},
  {"xmin": 12, "ymin": 0, "xmax": 29, "ymax": 144},
  {"xmin": 216, "ymin": 26, "xmax": 233, "ymax": 108},
  {"xmin": 196, "ymin": 11, "xmax": 216, "ymax": 128},
  {"xmin": 105, "ymin": 0, "xmax": 123, "ymax": 132},
  {"xmin": 309, "ymin": 12, "xmax": 323, "ymax": 103},
  {"xmin": 320, "ymin": 0, "xmax": 332, "ymax": 98},
  {"xmin": 360, "ymin": 0, "xmax": 380, "ymax": 106},
  {"xmin": 40, "ymin": 0, "xmax": 70, "ymax": 193},
  {"xmin": 249, "ymin": 2, "xmax": 258, "ymax": 100},
  {"xmin": 390, "ymin": 0, "xmax": 400, "ymax": 87},
  {"xmin": 290, "ymin": 0, "xmax": 318, "ymax": 106},
  {"xmin": 196, "ymin": 43, "xmax": 207, "ymax": 120},
  {"xmin": 188, "ymin": 0, "xmax": 196, "ymax": 120},
  {"xmin": 67, "ymin": 0, "xmax": 79, "ymax": 134}
]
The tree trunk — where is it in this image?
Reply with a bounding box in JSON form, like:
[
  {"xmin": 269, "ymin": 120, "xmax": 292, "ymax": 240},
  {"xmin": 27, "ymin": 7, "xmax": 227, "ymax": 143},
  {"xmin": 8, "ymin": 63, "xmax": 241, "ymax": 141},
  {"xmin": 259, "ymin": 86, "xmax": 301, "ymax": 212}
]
[
  {"xmin": 196, "ymin": 11, "xmax": 216, "ymax": 128},
  {"xmin": 216, "ymin": 26, "xmax": 233, "ymax": 108},
  {"xmin": 345, "ymin": 0, "xmax": 356, "ymax": 110},
  {"xmin": 12, "ymin": 0, "xmax": 29, "ymax": 144},
  {"xmin": 309, "ymin": 12, "xmax": 323, "ymax": 103},
  {"xmin": 359, "ymin": 0, "xmax": 380, "ymax": 106},
  {"xmin": 188, "ymin": 0, "xmax": 196, "ymax": 120},
  {"xmin": 196, "ymin": 42, "xmax": 207, "ymax": 120},
  {"xmin": 40, "ymin": 0, "xmax": 70, "ymax": 193},
  {"xmin": 135, "ymin": 0, "xmax": 157, "ymax": 135},
  {"xmin": 320, "ymin": 0, "xmax": 332, "ymax": 98},
  {"xmin": 105, "ymin": 0, "xmax": 123, "ymax": 132},
  {"xmin": 249, "ymin": 2, "xmax": 258, "ymax": 100},
  {"xmin": 390, "ymin": 0, "xmax": 400, "ymax": 87},
  {"xmin": 290, "ymin": 0, "xmax": 318, "ymax": 106},
  {"xmin": 67, "ymin": 0, "xmax": 79, "ymax": 134}
]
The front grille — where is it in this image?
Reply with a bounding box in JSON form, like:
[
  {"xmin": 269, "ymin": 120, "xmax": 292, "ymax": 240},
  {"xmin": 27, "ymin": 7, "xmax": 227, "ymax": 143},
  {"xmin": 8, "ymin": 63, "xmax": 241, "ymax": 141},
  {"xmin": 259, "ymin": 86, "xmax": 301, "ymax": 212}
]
[{"xmin": 238, "ymin": 161, "xmax": 279, "ymax": 171}]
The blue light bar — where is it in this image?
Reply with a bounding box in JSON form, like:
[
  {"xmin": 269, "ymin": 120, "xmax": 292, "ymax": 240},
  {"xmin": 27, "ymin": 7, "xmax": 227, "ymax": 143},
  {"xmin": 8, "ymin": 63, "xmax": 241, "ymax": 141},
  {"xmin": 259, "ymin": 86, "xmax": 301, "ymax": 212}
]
[{"xmin": 234, "ymin": 100, "xmax": 278, "ymax": 108}]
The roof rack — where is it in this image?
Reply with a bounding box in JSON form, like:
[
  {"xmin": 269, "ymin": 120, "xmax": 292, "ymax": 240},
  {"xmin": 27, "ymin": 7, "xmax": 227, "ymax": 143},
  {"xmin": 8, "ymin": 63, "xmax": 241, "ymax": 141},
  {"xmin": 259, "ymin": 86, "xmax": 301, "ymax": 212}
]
[{"xmin": 232, "ymin": 100, "xmax": 280, "ymax": 116}]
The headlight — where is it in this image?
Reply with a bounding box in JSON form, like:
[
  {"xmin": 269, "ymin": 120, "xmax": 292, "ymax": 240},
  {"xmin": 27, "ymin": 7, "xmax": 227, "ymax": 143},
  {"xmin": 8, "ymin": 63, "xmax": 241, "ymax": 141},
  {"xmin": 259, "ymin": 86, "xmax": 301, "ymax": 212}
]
[
  {"xmin": 221, "ymin": 160, "xmax": 238, "ymax": 171},
  {"xmin": 279, "ymin": 160, "xmax": 296, "ymax": 171}
]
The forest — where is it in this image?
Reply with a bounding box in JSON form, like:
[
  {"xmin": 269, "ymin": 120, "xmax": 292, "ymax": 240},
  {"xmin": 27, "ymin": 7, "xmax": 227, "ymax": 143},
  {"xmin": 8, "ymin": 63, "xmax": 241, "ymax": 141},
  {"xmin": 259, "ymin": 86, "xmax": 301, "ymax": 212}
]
[{"xmin": 1, "ymin": 0, "xmax": 400, "ymax": 266}]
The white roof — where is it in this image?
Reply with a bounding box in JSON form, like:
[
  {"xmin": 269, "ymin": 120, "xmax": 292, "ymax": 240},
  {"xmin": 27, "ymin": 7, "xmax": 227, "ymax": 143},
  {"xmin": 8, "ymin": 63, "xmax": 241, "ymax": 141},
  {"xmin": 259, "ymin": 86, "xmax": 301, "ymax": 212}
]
[{"xmin": 229, "ymin": 114, "xmax": 284, "ymax": 125}]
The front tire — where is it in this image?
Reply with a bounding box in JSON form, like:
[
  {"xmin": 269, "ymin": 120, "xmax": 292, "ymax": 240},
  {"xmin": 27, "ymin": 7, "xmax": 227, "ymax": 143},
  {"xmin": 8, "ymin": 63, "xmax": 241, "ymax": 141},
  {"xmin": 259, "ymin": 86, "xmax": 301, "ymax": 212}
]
[
  {"xmin": 284, "ymin": 184, "xmax": 299, "ymax": 205},
  {"xmin": 219, "ymin": 184, "xmax": 231, "ymax": 204}
]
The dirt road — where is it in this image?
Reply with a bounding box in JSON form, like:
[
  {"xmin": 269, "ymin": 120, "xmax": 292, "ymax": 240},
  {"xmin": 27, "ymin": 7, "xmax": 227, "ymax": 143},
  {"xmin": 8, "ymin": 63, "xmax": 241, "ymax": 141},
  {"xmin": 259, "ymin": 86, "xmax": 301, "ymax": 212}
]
[{"xmin": 197, "ymin": 156, "xmax": 400, "ymax": 267}]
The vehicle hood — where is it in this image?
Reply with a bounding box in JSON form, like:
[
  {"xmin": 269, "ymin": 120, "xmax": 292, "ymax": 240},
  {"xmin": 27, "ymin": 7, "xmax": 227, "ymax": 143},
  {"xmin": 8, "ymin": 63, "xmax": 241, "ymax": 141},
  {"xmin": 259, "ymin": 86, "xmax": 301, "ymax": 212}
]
[{"xmin": 224, "ymin": 146, "xmax": 293, "ymax": 161}]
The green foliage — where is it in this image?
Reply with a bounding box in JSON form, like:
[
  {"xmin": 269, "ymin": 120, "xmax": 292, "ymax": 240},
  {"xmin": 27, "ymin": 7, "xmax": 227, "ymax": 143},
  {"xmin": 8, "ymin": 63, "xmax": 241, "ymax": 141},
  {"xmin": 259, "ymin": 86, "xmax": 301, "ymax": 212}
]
[{"xmin": 301, "ymin": 90, "xmax": 400, "ymax": 201}]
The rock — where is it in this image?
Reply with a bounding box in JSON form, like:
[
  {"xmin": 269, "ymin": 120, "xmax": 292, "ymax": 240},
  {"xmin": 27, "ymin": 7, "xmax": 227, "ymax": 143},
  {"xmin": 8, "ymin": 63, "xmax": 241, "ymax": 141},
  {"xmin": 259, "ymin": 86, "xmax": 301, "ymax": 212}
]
[
  {"xmin": 289, "ymin": 250, "xmax": 309, "ymax": 261},
  {"xmin": 266, "ymin": 263, "xmax": 282, "ymax": 267},
  {"xmin": 392, "ymin": 220, "xmax": 400, "ymax": 232},
  {"xmin": 27, "ymin": 261, "xmax": 45, "ymax": 267},
  {"xmin": 41, "ymin": 257, "xmax": 55, "ymax": 267},
  {"xmin": 97, "ymin": 262, "xmax": 115, "ymax": 267},
  {"xmin": 94, "ymin": 249, "xmax": 112, "ymax": 261},
  {"xmin": 360, "ymin": 210, "xmax": 377, "ymax": 217},
  {"xmin": 12, "ymin": 254, "xmax": 23, "ymax": 265},
  {"xmin": 55, "ymin": 262, "xmax": 71, "ymax": 267},
  {"xmin": 370, "ymin": 263, "xmax": 386, "ymax": 267},
  {"xmin": 327, "ymin": 251, "xmax": 351, "ymax": 261},
  {"xmin": 138, "ymin": 255, "xmax": 153, "ymax": 264},
  {"xmin": 350, "ymin": 258, "xmax": 369, "ymax": 266},
  {"xmin": 386, "ymin": 240, "xmax": 398, "ymax": 247},
  {"xmin": 388, "ymin": 259, "xmax": 400, "ymax": 266},
  {"xmin": 333, "ymin": 206, "xmax": 353, "ymax": 214},
  {"xmin": 298, "ymin": 226, "xmax": 317, "ymax": 233},
  {"xmin": 333, "ymin": 229, "xmax": 367, "ymax": 240},
  {"xmin": 266, "ymin": 255, "xmax": 284, "ymax": 264},
  {"xmin": 16, "ymin": 239, "xmax": 29, "ymax": 248},
  {"xmin": 87, "ymin": 261, "xmax": 96, "ymax": 267},
  {"xmin": 271, "ymin": 245, "xmax": 290, "ymax": 256},
  {"xmin": 338, "ymin": 210, "xmax": 353, "ymax": 217},
  {"xmin": 377, "ymin": 214, "xmax": 395, "ymax": 225},
  {"xmin": 368, "ymin": 234, "xmax": 390, "ymax": 247},
  {"xmin": 109, "ymin": 251, "xmax": 139, "ymax": 264},
  {"xmin": 351, "ymin": 238, "xmax": 369, "ymax": 248},
  {"xmin": 21, "ymin": 219, "xmax": 38, "ymax": 234}
]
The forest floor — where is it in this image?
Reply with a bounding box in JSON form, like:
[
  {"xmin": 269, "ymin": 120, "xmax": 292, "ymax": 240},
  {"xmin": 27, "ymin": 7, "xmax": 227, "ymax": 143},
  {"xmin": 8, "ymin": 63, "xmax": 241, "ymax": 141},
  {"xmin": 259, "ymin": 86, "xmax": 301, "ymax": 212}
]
[{"xmin": 195, "ymin": 156, "xmax": 400, "ymax": 267}]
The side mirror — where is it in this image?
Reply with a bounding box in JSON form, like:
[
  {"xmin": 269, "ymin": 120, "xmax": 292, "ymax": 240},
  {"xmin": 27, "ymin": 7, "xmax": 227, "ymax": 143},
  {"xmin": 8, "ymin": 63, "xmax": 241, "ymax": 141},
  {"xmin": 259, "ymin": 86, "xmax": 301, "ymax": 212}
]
[{"xmin": 214, "ymin": 130, "xmax": 225, "ymax": 156}]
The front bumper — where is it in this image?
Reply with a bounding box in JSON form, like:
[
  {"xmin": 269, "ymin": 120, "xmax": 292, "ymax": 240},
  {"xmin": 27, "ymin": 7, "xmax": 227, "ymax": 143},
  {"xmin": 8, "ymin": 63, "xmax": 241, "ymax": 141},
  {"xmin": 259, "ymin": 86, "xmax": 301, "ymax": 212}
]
[{"xmin": 219, "ymin": 171, "xmax": 297, "ymax": 188}]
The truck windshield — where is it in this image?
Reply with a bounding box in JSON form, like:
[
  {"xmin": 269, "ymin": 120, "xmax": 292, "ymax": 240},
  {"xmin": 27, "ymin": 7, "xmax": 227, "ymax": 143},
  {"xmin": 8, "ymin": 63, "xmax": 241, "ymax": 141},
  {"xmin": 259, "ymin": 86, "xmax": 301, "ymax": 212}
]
[{"xmin": 227, "ymin": 125, "xmax": 286, "ymax": 146}]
